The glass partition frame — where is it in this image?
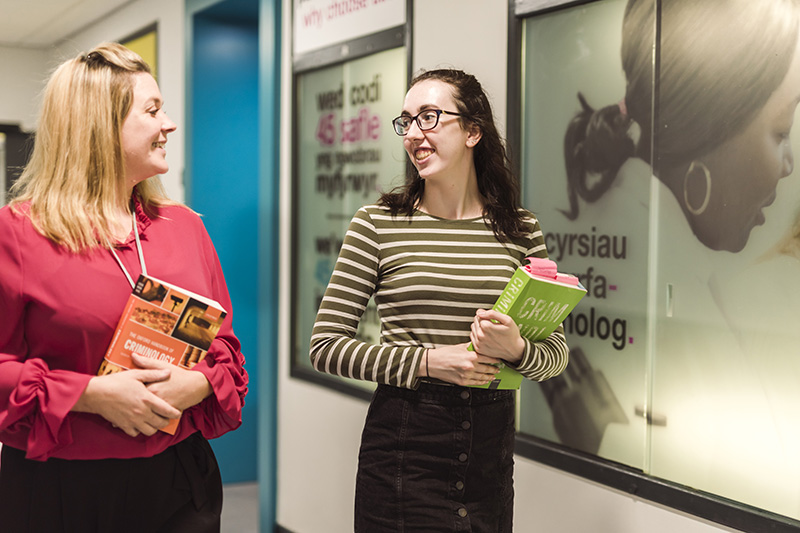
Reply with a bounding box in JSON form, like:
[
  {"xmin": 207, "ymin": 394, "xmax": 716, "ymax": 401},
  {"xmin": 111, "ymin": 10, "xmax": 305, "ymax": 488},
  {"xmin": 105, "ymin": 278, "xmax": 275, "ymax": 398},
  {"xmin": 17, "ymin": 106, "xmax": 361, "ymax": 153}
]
[
  {"xmin": 289, "ymin": 8, "xmax": 413, "ymax": 400},
  {"xmin": 510, "ymin": 0, "xmax": 800, "ymax": 530}
]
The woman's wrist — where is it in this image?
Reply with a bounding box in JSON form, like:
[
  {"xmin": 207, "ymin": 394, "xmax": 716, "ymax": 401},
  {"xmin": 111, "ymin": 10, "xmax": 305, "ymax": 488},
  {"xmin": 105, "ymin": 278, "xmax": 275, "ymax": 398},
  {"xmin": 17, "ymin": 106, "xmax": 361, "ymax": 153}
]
[
  {"xmin": 419, "ymin": 348, "xmax": 431, "ymax": 379},
  {"xmin": 183, "ymin": 370, "xmax": 213, "ymax": 409},
  {"xmin": 72, "ymin": 376, "xmax": 100, "ymax": 414},
  {"xmin": 507, "ymin": 337, "xmax": 526, "ymax": 365}
]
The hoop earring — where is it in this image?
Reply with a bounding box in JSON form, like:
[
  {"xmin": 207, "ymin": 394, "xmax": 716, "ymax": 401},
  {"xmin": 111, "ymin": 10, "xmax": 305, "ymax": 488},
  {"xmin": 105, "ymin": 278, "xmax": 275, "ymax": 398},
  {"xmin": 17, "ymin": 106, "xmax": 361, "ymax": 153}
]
[{"xmin": 683, "ymin": 160, "xmax": 711, "ymax": 216}]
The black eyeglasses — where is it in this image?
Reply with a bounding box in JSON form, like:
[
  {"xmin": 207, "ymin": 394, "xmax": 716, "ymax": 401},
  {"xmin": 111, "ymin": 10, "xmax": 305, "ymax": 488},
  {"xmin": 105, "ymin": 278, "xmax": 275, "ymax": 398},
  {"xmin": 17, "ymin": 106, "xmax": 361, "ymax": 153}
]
[{"xmin": 392, "ymin": 109, "xmax": 466, "ymax": 136}]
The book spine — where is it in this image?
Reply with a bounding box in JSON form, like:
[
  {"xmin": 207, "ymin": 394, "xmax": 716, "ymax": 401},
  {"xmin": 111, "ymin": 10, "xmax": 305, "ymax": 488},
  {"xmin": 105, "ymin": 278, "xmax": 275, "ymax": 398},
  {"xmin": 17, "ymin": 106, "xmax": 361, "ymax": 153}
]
[
  {"xmin": 467, "ymin": 268, "xmax": 529, "ymax": 353},
  {"xmin": 492, "ymin": 268, "xmax": 529, "ymax": 315}
]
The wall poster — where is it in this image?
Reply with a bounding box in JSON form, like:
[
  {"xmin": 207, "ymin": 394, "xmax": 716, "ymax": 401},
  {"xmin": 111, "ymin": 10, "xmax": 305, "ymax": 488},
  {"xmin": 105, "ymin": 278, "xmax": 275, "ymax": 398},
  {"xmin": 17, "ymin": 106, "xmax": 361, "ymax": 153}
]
[
  {"xmin": 121, "ymin": 24, "xmax": 158, "ymax": 81},
  {"xmin": 519, "ymin": 0, "xmax": 800, "ymax": 522},
  {"xmin": 293, "ymin": 0, "xmax": 406, "ymax": 57},
  {"xmin": 291, "ymin": 46, "xmax": 408, "ymax": 392}
]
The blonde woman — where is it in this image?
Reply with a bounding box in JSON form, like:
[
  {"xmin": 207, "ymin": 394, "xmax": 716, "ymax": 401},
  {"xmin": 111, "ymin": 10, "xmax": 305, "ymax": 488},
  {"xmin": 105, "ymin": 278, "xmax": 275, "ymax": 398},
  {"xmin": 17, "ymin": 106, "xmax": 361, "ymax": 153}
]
[{"xmin": 0, "ymin": 43, "xmax": 247, "ymax": 532}]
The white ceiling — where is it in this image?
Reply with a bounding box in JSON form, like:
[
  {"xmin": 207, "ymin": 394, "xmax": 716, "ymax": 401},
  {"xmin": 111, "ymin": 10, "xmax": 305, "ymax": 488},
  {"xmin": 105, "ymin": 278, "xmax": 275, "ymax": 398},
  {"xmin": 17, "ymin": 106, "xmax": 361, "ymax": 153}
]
[{"xmin": 0, "ymin": 0, "xmax": 134, "ymax": 48}]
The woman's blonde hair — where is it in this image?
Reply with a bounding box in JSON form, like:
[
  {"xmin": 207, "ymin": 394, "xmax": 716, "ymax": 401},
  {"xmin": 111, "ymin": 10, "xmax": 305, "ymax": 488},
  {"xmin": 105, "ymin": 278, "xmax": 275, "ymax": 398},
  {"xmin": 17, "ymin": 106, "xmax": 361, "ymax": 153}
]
[{"xmin": 9, "ymin": 41, "xmax": 179, "ymax": 252}]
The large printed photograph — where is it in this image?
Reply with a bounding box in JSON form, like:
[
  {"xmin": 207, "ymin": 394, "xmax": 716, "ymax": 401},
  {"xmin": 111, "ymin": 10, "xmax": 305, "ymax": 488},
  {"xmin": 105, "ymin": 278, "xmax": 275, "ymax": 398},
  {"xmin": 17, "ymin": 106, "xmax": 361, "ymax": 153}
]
[{"xmin": 519, "ymin": 0, "xmax": 800, "ymax": 520}]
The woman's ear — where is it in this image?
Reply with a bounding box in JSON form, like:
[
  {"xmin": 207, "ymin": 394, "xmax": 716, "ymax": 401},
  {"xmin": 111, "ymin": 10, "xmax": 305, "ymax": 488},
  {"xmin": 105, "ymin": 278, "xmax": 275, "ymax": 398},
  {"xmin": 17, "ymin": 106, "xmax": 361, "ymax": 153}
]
[{"xmin": 466, "ymin": 124, "xmax": 482, "ymax": 148}]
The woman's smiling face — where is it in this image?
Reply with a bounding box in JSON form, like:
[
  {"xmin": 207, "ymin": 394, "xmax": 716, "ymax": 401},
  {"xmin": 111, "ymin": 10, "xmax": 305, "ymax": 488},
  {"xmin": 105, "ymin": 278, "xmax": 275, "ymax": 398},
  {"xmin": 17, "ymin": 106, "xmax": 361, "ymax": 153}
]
[
  {"xmin": 120, "ymin": 72, "xmax": 177, "ymax": 189},
  {"xmin": 400, "ymin": 79, "xmax": 477, "ymax": 181}
]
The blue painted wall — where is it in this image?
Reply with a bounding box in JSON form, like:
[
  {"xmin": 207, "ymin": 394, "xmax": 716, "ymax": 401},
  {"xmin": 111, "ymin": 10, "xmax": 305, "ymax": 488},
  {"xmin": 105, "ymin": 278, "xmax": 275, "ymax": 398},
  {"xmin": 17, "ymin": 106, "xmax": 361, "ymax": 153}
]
[
  {"xmin": 186, "ymin": 0, "xmax": 280, "ymax": 527},
  {"xmin": 189, "ymin": 4, "xmax": 259, "ymax": 484}
]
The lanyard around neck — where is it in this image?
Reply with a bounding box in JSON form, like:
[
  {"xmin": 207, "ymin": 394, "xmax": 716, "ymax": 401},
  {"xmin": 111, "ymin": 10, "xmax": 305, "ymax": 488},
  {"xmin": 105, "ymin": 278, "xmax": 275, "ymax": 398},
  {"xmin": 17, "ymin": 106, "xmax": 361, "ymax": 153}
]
[{"xmin": 108, "ymin": 210, "xmax": 148, "ymax": 289}]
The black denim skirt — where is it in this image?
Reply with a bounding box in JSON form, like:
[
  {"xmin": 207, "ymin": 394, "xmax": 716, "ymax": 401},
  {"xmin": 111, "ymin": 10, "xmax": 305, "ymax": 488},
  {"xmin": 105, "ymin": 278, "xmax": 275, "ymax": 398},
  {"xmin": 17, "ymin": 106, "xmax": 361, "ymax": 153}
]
[{"xmin": 355, "ymin": 382, "xmax": 516, "ymax": 532}]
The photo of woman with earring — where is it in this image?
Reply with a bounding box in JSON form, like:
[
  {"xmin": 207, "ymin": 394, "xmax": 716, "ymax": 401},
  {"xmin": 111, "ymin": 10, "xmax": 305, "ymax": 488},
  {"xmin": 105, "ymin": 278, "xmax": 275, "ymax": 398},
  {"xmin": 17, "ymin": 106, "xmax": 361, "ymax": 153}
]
[{"xmin": 521, "ymin": 0, "xmax": 800, "ymax": 519}]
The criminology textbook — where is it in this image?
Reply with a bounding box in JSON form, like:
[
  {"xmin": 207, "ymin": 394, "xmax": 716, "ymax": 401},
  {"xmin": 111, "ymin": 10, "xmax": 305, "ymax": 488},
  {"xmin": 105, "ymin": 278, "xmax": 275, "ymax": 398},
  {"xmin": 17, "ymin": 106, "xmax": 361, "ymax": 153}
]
[
  {"xmin": 99, "ymin": 274, "xmax": 227, "ymax": 434},
  {"xmin": 470, "ymin": 258, "xmax": 586, "ymax": 390}
]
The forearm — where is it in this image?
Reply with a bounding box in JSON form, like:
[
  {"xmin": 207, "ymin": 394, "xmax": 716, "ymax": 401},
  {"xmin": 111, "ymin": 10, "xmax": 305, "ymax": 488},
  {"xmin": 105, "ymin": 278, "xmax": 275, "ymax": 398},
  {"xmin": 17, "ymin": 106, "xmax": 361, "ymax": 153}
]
[
  {"xmin": 71, "ymin": 376, "xmax": 102, "ymax": 414},
  {"xmin": 175, "ymin": 370, "xmax": 213, "ymax": 411},
  {"xmin": 511, "ymin": 328, "xmax": 570, "ymax": 381},
  {"xmin": 415, "ymin": 349, "xmax": 430, "ymax": 379},
  {"xmin": 312, "ymin": 333, "xmax": 426, "ymax": 388},
  {"xmin": 178, "ymin": 334, "xmax": 248, "ymax": 437},
  {"xmin": 501, "ymin": 336, "xmax": 526, "ymax": 365}
]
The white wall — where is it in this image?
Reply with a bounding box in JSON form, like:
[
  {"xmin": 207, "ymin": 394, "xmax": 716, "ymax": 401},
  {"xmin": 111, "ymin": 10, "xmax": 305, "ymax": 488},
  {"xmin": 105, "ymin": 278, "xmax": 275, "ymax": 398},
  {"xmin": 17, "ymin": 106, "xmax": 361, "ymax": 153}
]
[
  {"xmin": 0, "ymin": 45, "xmax": 48, "ymax": 132},
  {"xmin": 514, "ymin": 458, "xmax": 737, "ymax": 532},
  {"xmin": 275, "ymin": 1, "xmax": 739, "ymax": 532}
]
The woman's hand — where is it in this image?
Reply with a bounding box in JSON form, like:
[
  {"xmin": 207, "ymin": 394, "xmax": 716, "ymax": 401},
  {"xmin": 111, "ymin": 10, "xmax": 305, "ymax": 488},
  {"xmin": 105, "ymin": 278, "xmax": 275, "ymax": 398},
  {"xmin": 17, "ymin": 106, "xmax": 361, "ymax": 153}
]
[
  {"xmin": 426, "ymin": 343, "xmax": 502, "ymax": 387},
  {"xmin": 73, "ymin": 366, "xmax": 181, "ymax": 437},
  {"xmin": 132, "ymin": 353, "xmax": 213, "ymax": 412},
  {"xmin": 470, "ymin": 309, "xmax": 526, "ymax": 364}
]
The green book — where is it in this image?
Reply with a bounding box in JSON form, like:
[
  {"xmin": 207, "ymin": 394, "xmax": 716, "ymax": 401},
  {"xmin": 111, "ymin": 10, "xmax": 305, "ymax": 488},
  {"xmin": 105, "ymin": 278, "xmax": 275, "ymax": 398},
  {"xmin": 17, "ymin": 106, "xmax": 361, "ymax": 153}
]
[{"xmin": 469, "ymin": 265, "xmax": 586, "ymax": 390}]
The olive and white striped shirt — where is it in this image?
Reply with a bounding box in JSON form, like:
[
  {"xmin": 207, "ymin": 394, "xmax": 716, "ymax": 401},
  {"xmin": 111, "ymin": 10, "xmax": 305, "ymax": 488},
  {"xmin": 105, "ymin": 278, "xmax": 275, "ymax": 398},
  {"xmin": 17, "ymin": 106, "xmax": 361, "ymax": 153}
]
[{"xmin": 309, "ymin": 205, "xmax": 569, "ymax": 389}]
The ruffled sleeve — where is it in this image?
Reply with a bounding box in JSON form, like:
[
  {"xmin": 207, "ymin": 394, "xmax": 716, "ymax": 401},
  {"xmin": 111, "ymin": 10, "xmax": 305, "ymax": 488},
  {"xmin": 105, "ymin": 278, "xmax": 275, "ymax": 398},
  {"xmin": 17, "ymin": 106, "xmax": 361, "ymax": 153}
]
[
  {"xmin": 0, "ymin": 361, "xmax": 92, "ymax": 460},
  {"xmin": 0, "ymin": 207, "xmax": 93, "ymax": 460},
  {"xmin": 182, "ymin": 220, "xmax": 248, "ymax": 438}
]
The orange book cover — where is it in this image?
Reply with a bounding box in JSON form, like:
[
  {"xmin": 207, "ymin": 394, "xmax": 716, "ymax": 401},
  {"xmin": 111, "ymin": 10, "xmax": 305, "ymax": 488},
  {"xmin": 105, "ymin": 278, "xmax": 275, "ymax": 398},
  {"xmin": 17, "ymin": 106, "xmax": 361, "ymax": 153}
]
[{"xmin": 99, "ymin": 274, "xmax": 227, "ymax": 434}]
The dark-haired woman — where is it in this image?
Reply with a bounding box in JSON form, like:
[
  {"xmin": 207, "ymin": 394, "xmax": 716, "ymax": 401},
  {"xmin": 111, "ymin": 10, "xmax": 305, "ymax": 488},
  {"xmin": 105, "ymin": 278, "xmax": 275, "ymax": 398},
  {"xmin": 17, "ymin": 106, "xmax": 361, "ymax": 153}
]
[{"xmin": 310, "ymin": 69, "xmax": 569, "ymax": 532}]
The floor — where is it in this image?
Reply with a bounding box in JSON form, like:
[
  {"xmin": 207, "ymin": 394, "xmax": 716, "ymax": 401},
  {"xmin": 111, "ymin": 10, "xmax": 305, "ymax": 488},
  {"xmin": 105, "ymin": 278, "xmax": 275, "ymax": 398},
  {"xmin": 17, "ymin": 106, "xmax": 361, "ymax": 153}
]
[{"xmin": 222, "ymin": 481, "xmax": 260, "ymax": 532}]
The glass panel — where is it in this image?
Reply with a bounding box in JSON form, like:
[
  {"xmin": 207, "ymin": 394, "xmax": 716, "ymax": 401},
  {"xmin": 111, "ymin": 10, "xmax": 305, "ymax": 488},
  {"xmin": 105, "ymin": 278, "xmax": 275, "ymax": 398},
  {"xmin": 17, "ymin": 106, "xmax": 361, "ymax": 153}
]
[
  {"xmin": 518, "ymin": 0, "xmax": 651, "ymax": 470},
  {"xmin": 292, "ymin": 47, "xmax": 408, "ymax": 391},
  {"xmin": 520, "ymin": 0, "xmax": 800, "ymax": 521},
  {"xmin": 648, "ymin": 0, "xmax": 800, "ymax": 520}
]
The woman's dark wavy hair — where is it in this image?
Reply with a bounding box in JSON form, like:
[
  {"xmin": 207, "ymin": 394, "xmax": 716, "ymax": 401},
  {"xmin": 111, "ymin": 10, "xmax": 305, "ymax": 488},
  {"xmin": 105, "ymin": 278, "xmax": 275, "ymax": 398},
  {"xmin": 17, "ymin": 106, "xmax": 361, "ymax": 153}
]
[{"xmin": 379, "ymin": 69, "xmax": 527, "ymax": 240}]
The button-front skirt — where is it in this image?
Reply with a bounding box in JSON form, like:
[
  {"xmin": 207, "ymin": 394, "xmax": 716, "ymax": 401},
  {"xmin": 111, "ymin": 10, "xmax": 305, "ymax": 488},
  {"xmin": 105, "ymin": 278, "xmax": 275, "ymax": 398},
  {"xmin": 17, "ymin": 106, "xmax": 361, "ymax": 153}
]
[{"xmin": 355, "ymin": 382, "xmax": 516, "ymax": 532}]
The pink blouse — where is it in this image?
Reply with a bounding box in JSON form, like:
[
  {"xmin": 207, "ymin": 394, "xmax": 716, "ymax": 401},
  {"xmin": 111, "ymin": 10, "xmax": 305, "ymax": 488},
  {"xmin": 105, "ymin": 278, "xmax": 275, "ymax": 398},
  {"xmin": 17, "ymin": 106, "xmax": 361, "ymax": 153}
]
[{"xmin": 0, "ymin": 199, "xmax": 248, "ymax": 461}]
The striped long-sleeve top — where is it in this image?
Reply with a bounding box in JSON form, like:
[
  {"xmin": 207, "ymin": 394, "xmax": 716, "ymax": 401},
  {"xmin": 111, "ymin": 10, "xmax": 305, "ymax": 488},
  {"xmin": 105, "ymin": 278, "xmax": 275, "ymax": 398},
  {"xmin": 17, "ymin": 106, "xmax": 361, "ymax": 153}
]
[{"xmin": 309, "ymin": 205, "xmax": 570, "ymax": 389}]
